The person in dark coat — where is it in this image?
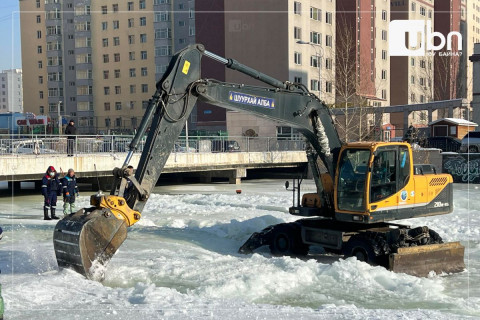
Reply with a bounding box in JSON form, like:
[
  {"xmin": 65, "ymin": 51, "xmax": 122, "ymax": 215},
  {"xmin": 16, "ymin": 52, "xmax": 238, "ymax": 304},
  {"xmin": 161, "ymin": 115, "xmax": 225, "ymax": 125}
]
[
  {"xmin": 62, "ymin": 168, "xmax": 79, "ymax": 215},
  {"xmin": 65, "ymin": 119, "xmax": 77, "ymax": 156},
  {"xmin": 123, "ymin": 165, "xmax": 134, "ymax": 200},
  {"xmin": 41, "ymin": 166, "xmax": 62, "ymax": 220}
]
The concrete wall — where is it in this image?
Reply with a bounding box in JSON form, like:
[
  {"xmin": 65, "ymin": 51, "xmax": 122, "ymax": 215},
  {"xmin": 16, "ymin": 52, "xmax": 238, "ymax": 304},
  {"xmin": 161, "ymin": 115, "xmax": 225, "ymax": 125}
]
[{"xmin": 0, "ymin": 151, "xmax": 307, "ymax": 182}]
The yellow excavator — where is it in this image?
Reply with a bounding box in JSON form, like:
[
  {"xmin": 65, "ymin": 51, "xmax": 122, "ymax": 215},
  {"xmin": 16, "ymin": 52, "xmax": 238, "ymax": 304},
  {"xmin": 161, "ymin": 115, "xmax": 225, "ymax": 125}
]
[{"xmin": 53, "ymin": 44, "xmax": 464, "ymax": 280}]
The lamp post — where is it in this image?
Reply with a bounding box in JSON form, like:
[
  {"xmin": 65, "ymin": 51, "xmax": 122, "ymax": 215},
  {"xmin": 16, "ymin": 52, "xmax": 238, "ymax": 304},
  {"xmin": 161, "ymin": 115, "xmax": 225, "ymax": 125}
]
[
  {"xmin": 57, "ymin": 101, "xmax": 62, "ymax": 135},
  {"xmin": 296, "ymin": 40, "xmax": 324, "ymax": 100}
]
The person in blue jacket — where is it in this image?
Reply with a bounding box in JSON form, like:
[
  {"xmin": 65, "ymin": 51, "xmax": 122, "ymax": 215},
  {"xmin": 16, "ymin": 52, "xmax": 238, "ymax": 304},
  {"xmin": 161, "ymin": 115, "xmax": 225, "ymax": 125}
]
[
  {"xmin": 41, "ymin": 166, "xmax": 62, "ymax": 220},
  {"xmin": 62, "ymin": 168, "xmax": 79, "ymax": 215}
]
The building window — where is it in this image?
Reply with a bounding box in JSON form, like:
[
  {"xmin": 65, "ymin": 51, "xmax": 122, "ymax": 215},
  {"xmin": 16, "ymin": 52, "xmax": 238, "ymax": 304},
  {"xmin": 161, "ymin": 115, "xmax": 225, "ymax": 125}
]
[
  {"xmin": 326, "ymin": 35, "xmax": 332, "ymax": 47},
  {"xmin": 179, "ymin": 20, "xmax": 185, "ymax": 26},
  {"xmin": 101, "ymin": 6, "xmax": 107, "ymax": 14},
  {"xmin": 141, "ymin": 67, "xmax": 148, "ymax": 76},
  {"xmin": 128, "ymin": 2, "xmax": 134, "ymax": 11},
  {"xmin": 37, "ymin": 46, "xmax": 42, "ymax": 54},
  {"xmin": 310, "ymin": 7, "xmax": 321, "ymax": 21},
  {"xmin": 140, "ymin": 17, "xmax": 146, "ymax": 26},
  {"xmin": 105, "ymin": 118, "xmax": 111, "ymax": 127},
  {"xmin": 113, "ymin": 20, "xmax": 119, "ymax": 29},
  {"xmin": 310, "ymin": 79, "xmax": 319, "ymax": 91},
  {"xmin": 140, "ymin": 34, "xmax": 147, "ymax": 43},
  {"xmin": 142, "ymin": 101, "xmax": 149, "ymax": 109},
  {"xmin": 382, "ymin": 50, "xmax": 387, "ymax": 60},
  {"xmin": 411, "ymin": 93, "xmax": 416, "ymax": 102},
  {"xmin": 420, "ymin": 60, "xmax": 426, "ymax": 68},
  {"xmin": 411, "ymin": 2, "xmax": 416, "ymax": 12},
  {"xmin": 129, "ymin": 68, "xmax": 136, "ymax": 77},
  {"xmin": 115, "ymin": 69, "xmax": 120, "ymax": 78},
  {"xmin": 115, "ymin": 117, "xmax": 122, "ymax": 127},
  {"xmin": 38, "ymin": 76, "xmax": 43, "ymax": 84},
  {"xmin": 326, "ymin": 82, "xmax": 332, "ymax": 93},
  {"xmin": 130, "ymin": 101, "xmax": 135, "ymax": 109},
  {"xmin": 141, "ymin": 84, "xmax": 148, "ymax": 93},
  {"xmin": 128, "ymin": 35, "xmax": 135, "ymax": 44},
  {"xmin": 382, "ymin": 90, "xmax": 387, "ymax": 100},
  {"xmin": 113, "ymin": 37, "xmax": 120, "ymax": 46},
  {"xmin": 139, "ymin": 0, "xmax": 146, "ymax": 9},
  {"xmin": 113, "ymin": 4, "xmax": 118, "ymax": 12},
  {"xmin": 39, "ymin": 106, "xmax": 44, "ymax": 114},
  {"xmin": 104, "ymin": 87, "xmax": 110, "ymax": 95},
  {"xmin": 411, "ymin": 57, "xmax": 415, "ymax": 66},
  {"xmin": 114, "ymin": 53, "xmax": 120, "ymax": 62},
  {"xmin": 38, "ymin": 61, "xmax": 43, "ymax": 69},
  {"xmin": 130, "ymin": 85, "xmax": 136, "ymax": 94},
  {"xmin": 294, "ymin": 52, "xmax": 302, "ymax": 65},
  {"xmin": 294, "ymin": 76, "xmax": 302, "ymax": 84},
  {"xmin": 420, "ymin": 6, "xmax": 425, "ymax": 16},
  {"xmin": 381, "ymin": 70, "xmax": 387, "ymax": 80},
  {"xmin": 103, "ymin": 70, "xmax": 109, "ymax": 79},
  {"xmin": 156, "ymin": 28, "xmax": 172, "ymax": 39},
  {"xmin": 420, "ymin": 95, "xmax": 425, "ymax": 103},
  {"xmin": 189, "ymin": 8, "xmax": 194, "ymax": 19},
  {"xmin": 381, "ymin": 30, "xmax": 387, "ymax": 41},
  {"xmin": 102, "ymin": 38, "xmax": 108, "ymax": 47},
  {"xmin": 39, "ymin": 91, "xmax": 44, "ymax": 99},
  {"xmin": 310, "ymin": 31, "xmax": 321, "ymax": 44},
  {"xmin": 420, "ymin": 77, "xmax": 425, "ymax": 86},
  {"xmin": 102, "ymin": 22, "xmax": 107, "ymax": 30},
  {"xmin": 326, "ymin": 12, "xmax": 333, "ymax": 25},
  {"xmin": 36, "ymin": 0, "xmax": 40, "ymax": 8},
  {"xmin": 37, "ymin": 30, "xmax": 41, "ymax": 38},
  {"xmin": 411, "ymin": 75, "xmax": 415, "ymax": 84},
  {"xmin": 294, "ymin": 27, "xmax": 301, "ymax": 40},
  {"xmin": 325, "ymin": 58, "xmax": 332, "ymax": 70},
  {"xmin": 310, "ymin": 55, "xmax": 319, "ymax": 68},
  {"xmin": 428, "ymin": 10, "xmax": 432, "ymax": 18},
  {"xmin": 115, "ymin": 102, "xmax": 122, "ymax": 110},
  {"xmin": 294, "ymin": 1, "xmax": 301, "ymax": 15},
  {"xmin": 382, "ymin": 10, "xmax": 387, "ymax": 21},
  {"xmin": 128, "ymin": 18, "xmax": 134, "ymax": 28},
  {"xmin": 141, "ymin": 51, "xmax": 147, "ymax": 59},
  {"xmin": 189, "ymin": 26, "xmax": 195, "ymax": 36}
]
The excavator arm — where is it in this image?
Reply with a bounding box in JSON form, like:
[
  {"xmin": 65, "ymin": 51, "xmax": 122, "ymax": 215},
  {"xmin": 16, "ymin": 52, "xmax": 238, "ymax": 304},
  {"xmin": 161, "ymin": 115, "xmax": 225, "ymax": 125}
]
[{"xmin": 53, "ymin": 44, "xmax": 342, "ymax": 279}]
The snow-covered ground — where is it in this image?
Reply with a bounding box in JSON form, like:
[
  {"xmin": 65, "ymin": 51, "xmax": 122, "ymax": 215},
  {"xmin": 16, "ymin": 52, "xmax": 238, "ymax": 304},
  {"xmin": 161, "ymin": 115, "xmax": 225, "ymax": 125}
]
[{"xmin": 0, "ymin": 180, "xmax": 479, "ymax": 319}]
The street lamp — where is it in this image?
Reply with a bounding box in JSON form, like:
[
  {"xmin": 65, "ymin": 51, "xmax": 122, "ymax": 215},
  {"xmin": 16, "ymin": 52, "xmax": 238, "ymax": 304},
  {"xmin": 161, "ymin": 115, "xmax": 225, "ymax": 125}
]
[
  {"xmin": 57, "ymin": 101, "xmax": 62, "ymax": 135},
  {"xmin": 297, "ymin": 40, "xmax": 324, "ymax": 100}
]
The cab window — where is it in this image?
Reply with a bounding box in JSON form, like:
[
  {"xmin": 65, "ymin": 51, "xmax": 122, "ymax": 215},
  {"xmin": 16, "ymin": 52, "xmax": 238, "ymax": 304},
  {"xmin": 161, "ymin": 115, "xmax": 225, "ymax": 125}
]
[
  {"xmin": 370, "ymin": 149, "xmax": 396, "ymax": 202},
  {"xmin": 337, "ymin": 149, "xmax": 370, "ymax": 212}
]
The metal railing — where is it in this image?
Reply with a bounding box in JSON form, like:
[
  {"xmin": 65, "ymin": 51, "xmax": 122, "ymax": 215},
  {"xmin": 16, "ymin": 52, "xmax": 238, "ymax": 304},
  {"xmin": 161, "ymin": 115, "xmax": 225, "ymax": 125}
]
[{"xmin": 0, "ymin": 135, "xmax": 306, "ymax": 155}]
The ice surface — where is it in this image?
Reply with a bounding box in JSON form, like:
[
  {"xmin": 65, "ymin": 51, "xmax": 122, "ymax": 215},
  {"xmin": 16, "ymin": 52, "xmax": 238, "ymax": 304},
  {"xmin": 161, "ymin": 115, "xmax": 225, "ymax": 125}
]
[{"xmin": 0, "ymin": 180, "xmax": 478, "ymax": 319}]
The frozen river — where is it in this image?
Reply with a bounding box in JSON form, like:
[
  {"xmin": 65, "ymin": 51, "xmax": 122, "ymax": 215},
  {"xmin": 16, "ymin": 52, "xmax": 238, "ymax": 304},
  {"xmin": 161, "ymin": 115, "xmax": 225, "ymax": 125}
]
[{"xmin": 0, "ymin": 180, "xmax": 479, "ymax": 319}]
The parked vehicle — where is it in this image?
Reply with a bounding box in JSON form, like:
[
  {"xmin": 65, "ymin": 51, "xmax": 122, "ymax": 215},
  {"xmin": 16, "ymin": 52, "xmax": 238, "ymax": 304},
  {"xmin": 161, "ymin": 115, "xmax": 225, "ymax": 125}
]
[
  {"xmin": 9, "ymin": 139, "xmax": 56, "ymax": 154},
  {"xmin": 426, "ymin": 136, "xmax": 461, "ymax": 153},
  {"xmin": 174, "ymin": 143, "xmax": 196, "ymax": 153},
  {"xmin": 460, "ymin": 131, "xmax": 480, "ymax": 153},
  {"xmin": 211, "ymin": 140, "xmax": 240, "ymax": 152}
]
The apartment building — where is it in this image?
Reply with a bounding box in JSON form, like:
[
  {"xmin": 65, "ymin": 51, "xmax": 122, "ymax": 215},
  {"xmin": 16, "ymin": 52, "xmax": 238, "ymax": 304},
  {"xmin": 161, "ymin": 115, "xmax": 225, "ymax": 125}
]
[
  {"xmin": 196, "ymin": 0, "xmax": 336, "ymax": 137},
  {"xmin": 0, "ymin": 69, "xmax": 23, "ymax": 113},
  {"xmin": 20, "ymin": 0, "xmax": 195, "ymax": 134},
  {"xmin": 390, "ymin": 0, "xmax": 435, "ymax": 130},
  {"xmin": 465, "ymin": 0, "xmax": 480, "ymax": 105}
]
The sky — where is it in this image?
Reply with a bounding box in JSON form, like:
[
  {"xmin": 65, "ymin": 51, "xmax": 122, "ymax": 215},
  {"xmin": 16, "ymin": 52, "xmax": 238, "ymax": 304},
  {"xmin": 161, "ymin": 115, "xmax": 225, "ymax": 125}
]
[{"xmin": 0, "ymin": 0, "xmax": 21, "ymax": 71}]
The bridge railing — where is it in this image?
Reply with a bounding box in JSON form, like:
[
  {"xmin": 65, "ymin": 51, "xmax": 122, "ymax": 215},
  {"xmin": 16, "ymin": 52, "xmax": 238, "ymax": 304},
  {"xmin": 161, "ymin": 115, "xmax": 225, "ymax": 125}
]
[{"xmin": 0, "ymin": 135, "xmax": 305, "ymax": 155}]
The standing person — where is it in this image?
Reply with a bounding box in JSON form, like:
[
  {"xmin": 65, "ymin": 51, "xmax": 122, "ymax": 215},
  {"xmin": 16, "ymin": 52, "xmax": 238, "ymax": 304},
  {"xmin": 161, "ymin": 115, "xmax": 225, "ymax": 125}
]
[
  {"xmin": 41, "ymin": 166, "xmax": 62, "ymax": 220},
  {"xmin": 65, "ymin": 119, "xmax": 77, "ymax": 156},
  {"xmin": 62, "ymin": 168, "xmax": 79, "ymax": 215}
]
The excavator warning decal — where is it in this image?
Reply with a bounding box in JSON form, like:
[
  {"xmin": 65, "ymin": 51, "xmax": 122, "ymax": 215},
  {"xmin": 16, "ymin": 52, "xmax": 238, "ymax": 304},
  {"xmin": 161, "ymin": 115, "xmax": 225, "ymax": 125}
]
[
  {"xmin": 182, "ymin": 60, "xmax": 191, "ymax": 75},
  {"xmin": 228, "ymin": 91, "xmax": 275, "ymax": 109}
]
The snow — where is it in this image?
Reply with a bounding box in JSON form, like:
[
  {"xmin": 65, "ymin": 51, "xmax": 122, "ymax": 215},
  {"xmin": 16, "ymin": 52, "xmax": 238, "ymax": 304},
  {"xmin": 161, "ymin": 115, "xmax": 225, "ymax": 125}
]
[{"xmin": 0, "ymin": 180, "xmax": 479, "ymax": 319}]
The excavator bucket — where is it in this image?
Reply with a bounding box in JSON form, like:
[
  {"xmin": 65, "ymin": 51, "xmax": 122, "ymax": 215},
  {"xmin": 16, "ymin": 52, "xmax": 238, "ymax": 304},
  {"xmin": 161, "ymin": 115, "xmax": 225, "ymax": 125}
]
[
  {"xmin": 389, "ymin": 242, "xmax": 465, "ymax": 277},
  {"xmin": 53, "ymin": 208, "xmax": 127, "ymax": 280}
]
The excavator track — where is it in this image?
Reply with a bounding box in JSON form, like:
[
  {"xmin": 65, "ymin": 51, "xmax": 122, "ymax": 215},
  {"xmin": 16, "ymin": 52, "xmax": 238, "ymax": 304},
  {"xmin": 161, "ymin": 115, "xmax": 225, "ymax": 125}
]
[{"xmin": 53, "ymin": 207, "xmax": 127, "ymax": 280}]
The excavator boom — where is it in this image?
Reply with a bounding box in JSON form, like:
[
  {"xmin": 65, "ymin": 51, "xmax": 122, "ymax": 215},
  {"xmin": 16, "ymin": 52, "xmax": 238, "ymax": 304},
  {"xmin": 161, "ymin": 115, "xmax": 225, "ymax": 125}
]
[{"xmin": 53, "ymin": 44, "xmax": 464, "ymax": 280}]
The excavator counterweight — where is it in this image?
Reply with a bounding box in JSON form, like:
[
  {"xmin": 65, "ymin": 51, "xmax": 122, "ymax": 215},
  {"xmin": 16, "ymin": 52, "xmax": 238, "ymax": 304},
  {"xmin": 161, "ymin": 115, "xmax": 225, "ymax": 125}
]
[{"xmin": 53, "ymin": 44, "xmax": 465, "ymax": 280}]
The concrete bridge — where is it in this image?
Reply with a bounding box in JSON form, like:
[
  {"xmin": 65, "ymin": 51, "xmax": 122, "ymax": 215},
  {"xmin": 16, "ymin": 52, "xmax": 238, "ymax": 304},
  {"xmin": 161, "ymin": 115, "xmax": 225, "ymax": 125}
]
[{"xmin": 0, "ymin": 151, "xmax": 308, "ymax": 186}]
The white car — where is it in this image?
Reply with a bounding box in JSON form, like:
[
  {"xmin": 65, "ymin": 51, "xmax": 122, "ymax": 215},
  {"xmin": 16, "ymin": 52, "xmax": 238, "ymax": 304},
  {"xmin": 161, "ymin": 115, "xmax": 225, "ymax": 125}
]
[{"xmin": 9, "ymin": 140, "xmax": 56, "ymax": 154}]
